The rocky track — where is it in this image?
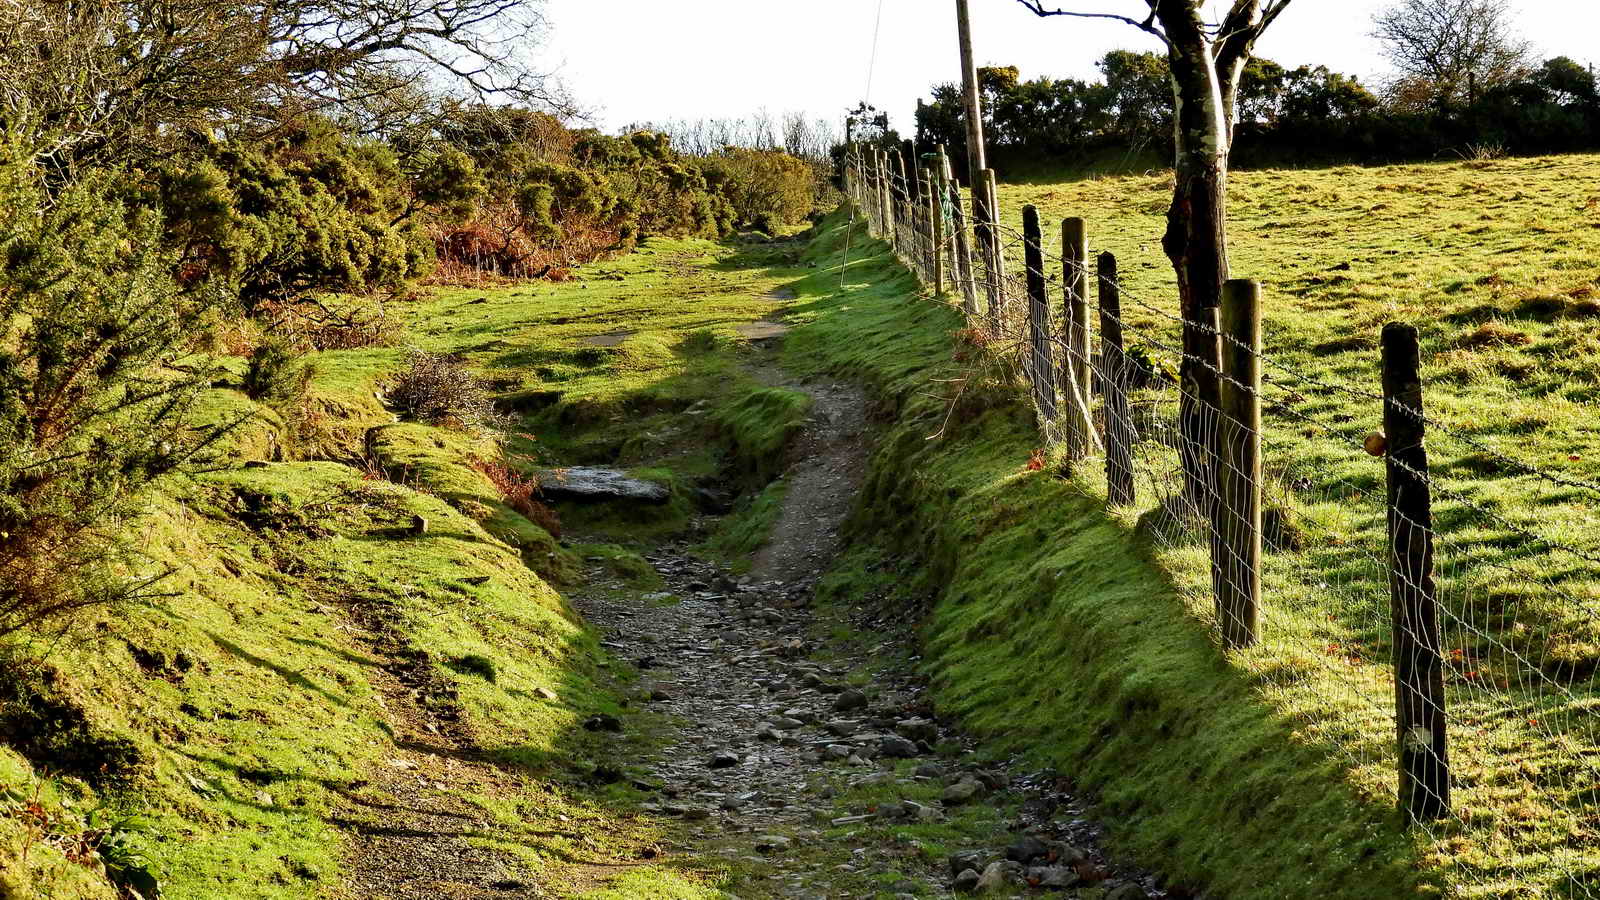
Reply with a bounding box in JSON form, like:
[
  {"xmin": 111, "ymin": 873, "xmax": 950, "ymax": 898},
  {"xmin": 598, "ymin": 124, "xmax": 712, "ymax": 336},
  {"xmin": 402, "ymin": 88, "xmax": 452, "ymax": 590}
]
[{"xmin": 572, "ymin": 372, "xmax": 1180, "ymax": 899}]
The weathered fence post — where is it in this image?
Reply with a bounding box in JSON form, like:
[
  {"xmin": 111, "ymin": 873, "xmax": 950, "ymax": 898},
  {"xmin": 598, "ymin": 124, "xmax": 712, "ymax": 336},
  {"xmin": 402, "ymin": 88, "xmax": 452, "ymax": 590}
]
[
  {"xmin": 981, "ymin": 168, "xmax": 1004, "ymax": 328},
  {"xmin": 1098, "ymin": 252, "xmax": 1135, "ymax": 507},
  {"xmin": 1217, "ymin": 279, "xmax": 1262, "ymax": 649},
  {"xmin": 930, "ymin": 162, "xmax": 946, "ymax": 295},
  {"xmin": 1022, "ymin": 205, "xmax": 1058, "ymax": 422},
  {"xmin": 951, "ymin": 181, "xmax": 978, "ymax": 316},
  {"xmin": 878, "ymin": 149, "xmax": 893, "ymax": 245},
  {"xmin": 1380, "ymin": 321, "xmax": 1450, "ymax": 824},
  {"xmin": 889, "ymin": 150, "xmax": 906, "ymax": 259},
  {"xmin": 1061, "ymin": 217, "xmax": 1092, "ymax": 462}
]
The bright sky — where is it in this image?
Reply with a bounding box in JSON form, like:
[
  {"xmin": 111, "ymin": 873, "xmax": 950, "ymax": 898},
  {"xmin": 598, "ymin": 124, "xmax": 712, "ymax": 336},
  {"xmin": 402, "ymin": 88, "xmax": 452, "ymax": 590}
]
[{"xmin": 541, "ymin": 1, "xmax": 1600, "ymax": 137}]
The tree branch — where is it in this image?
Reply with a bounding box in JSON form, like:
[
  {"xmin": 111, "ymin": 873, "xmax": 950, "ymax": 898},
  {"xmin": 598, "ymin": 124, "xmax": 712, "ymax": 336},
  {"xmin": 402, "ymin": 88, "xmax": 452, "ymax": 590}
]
[{"xmin": 1012, "ymin": 0, "xmax": 1169, "ymax": 45}]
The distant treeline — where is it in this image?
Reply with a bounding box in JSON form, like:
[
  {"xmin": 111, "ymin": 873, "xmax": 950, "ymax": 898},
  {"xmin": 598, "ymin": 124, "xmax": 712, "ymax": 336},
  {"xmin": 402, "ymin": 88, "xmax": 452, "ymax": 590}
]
[{"xmin": 915, "ymin": 51, "xmax": 1600, "ymax": 172}]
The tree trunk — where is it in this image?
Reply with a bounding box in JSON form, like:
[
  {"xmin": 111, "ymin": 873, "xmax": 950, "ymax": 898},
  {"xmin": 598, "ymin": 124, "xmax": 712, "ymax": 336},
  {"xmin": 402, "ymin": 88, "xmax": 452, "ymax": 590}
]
[{"xmin": 1162, "ymin": 34, "xmax": 1230, "ymax": 518}]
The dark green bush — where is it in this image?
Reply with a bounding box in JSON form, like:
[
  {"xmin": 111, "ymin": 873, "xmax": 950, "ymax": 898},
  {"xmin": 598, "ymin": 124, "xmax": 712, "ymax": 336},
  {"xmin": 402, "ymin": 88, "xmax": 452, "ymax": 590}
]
[
  {"xmin": 0, "ymin": 141, "xmax": 235, "ymax": 636},
  {"xmin": 243, "ymin": 336, "xmax": 313, "ymax": 405}
]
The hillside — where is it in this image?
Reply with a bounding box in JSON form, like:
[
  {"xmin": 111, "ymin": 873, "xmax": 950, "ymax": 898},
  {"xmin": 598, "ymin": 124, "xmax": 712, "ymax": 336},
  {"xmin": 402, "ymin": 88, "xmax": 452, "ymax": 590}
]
[{"xmin": 7, "ymin": 150, "xmax": 1600, "ymax": 900}]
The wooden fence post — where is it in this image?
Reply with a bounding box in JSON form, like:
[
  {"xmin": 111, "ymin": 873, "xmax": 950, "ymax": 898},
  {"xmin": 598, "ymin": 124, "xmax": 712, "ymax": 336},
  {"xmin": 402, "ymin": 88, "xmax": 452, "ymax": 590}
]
[
  {"xmin": 981, "ymin": 168, "xmax": 1004, "ymax": 327},
  {"xmin": 1380, "ymin": 321, "xmax": 1450, "ymax": 824},
  {"xmin": 1022, "ymin": 205, "xmax": 1058, "ymax": 422},
  {"xmin": 1217, "ymin": 279, "xmax": 1262, "ymax": 650},
  {"xmin": 930, "ymin": 164, "xmax": 945, "ymax": 295},
  {"xmin": 878, "ymin": 150, "xmax": 893, "ymax": 244},
  {"xmin": 951, "ymin": 181, "xmax": 978, "ymax": 316},
  {"xmin": 891, "ymin": 149, "xmax": 909, "ymax": 259},
  {"xmin": 1061, "ymin": 217, "xmax": 1092, "ymax": 461},
  {"xmin": 1098, "ymin": 252, "xmax": 1135, "ymax": 507}
]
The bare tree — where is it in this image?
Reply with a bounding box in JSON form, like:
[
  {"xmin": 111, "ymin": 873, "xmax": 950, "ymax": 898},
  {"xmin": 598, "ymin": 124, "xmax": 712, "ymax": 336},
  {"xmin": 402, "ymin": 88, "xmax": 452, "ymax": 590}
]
[
  {"xmin": 1372, "ymin": 0, "xmax": 1533, "ymax": 109},
  {"xmin": 1015, "ymin": 0, "xmax": 1293, "ymax": 504},
  {"xmin": 0, "ymin": 0, "xmax": 568, "ymax": 171}
]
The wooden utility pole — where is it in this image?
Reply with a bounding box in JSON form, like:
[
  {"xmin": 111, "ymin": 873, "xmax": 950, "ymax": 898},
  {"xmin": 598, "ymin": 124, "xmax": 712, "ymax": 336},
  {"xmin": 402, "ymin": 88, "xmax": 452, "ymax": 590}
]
[
  {"xmin": 1217, "ymin": 279, "xmax": 1262, "ymax": 650},
  {"xmin": 1381, "ymin": 322, "xmax": 1450, "ymax": 824},
  {"xmin": 955, "ymin": 0, "xmax": 987, "ymax": 186}
]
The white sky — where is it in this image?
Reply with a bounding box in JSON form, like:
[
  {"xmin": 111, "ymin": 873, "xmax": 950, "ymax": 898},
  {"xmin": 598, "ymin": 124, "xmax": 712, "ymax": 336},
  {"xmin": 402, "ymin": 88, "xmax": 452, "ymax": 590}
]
[{"xmin": 541, "ymin": 1, "xmax": 1600, "ymax": 135}]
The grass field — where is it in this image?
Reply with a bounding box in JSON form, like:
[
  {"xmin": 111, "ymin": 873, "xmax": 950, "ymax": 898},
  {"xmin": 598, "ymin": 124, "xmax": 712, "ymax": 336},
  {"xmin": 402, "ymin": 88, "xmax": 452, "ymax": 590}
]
[{"xmin": 970, "ymin": 154, "xmax": 1600, "ymax": 896}]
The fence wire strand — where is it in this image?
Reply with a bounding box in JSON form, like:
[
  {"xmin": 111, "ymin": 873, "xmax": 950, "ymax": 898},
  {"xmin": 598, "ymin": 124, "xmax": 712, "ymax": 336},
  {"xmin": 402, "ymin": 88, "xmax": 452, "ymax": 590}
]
[{"xmin": 842, "ymin": 151, "xmax": 1600, "ymax": 898}]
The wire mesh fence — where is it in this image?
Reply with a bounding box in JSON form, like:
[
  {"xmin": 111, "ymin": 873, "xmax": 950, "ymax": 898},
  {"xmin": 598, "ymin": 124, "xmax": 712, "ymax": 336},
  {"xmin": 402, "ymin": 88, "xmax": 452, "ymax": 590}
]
[{"xmin": 843, "ymin": 147, "xmax": 1600, "ymax": 897}]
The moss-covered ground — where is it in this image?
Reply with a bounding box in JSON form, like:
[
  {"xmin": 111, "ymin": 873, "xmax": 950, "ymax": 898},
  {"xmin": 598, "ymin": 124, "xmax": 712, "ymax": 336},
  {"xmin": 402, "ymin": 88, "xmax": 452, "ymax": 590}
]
[{"xmin": 0, "ymin": 235, "xmax": 814, "ymax": 899}]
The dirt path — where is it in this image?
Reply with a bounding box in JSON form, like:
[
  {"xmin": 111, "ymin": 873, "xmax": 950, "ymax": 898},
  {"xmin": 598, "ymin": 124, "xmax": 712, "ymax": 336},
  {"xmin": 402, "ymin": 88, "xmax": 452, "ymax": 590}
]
[
  {"xmin": 572, "ymin": 364, "xmax": 1176, "ymax": 899},
  {"xmin": 335, "ymin": 598, "xmax": 536, "ymax": 899}
]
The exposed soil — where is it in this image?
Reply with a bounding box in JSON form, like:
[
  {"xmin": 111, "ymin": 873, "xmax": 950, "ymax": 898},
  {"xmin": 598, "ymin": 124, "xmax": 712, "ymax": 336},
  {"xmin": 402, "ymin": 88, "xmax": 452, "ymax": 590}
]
[
  {"xmin": 335, "ymin": 597, "xmax": 537, "ymax": 899},
  {"xmin": 337, "ymin": 322, "xmax": 1174, "ymax": 899}
]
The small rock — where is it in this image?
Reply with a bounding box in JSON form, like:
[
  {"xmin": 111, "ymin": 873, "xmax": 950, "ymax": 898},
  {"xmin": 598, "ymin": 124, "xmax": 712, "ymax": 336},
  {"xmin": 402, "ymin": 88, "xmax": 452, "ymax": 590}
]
[
  {"xmin": 1006, "ymin": 835, "xmax": 1051, "ymax": 864},
  {"xmin": 941, "ymin": 778, "xmax": 983, "ymax": 806},
  {"xmin": 769, "ymin": 717, "xmax": 806, "ymax": 730},
  {"xmin": 534, "ymin": 686, "xmax": 558, "ymax": 701},
  {"xmin": 254, "ymin": 790, "xmax": 274, "ymax": 807},
  {"xmin": 952, "ymin": 868, "xmax": 982, "ymax": 893},
  {"xmin": 824, "ymin": 744, "xmax": 853, "ymax": 760},
  {"xmin": 709, "ymin": 752, "xmax": 740, "ymax": 769},
  {"xmin": 408, "ymin": 514, "xmax": 428, "ymax": 536},
  {"xmin": 1106, "ymin": 883, "xmax": 1150, "ymax": 900},
  {"xmin": 914, "ymin": 762, "xmax": 945, "ymax": 778},
  {"xmin": 824, "ymin": 719, "xmax": 861, "ymax": 736},
  {"xmin": 582, "ymin": 713, "xmax": 622, "ymax": 732},
  {"xmin": 975, "ymin": 860, "xmax": 1022, "ymax": 892},
  {"xmin": 878, "ymin": 735, "xmax": 920, "ymax": 759},
  {"xmin": 832, "ymin": 689, "xmax": 868, "ymax": 712},
  {"xmin": 1027, "ymin": 865, "xmax": 1080, "ymax": 889},
  {"xmin": 894, "ymin": 717, "xmax": 939, "ymax": 742},
  {"xmin": 949, "ymin": 850, "xmax": 988, "ymax": 878},
  {"xmin": 754, "ymin": 834, "xmax": 791, "ymax": 853}
]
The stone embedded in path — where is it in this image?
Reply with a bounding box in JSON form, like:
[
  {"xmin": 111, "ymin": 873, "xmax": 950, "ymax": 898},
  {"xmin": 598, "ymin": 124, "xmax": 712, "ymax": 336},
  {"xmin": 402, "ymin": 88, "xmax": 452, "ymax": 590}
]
[
  {"xmin": 754, "ymin": 834, "xmax": 791, "ymax": 853},
  {"xmin": 534, "ymin": 467, "xmax": 670, "ymax": 505},
  {"xmin": 941, "ymin": 777, "xmax": 984, "ymax": 806},
  {"xmin": 878, "ymin": 735, "xmax": 920, "ymax": 759},
  {"xmin": 832, "ymin": 688, "xmax": 868, "ymax": 712},
  {"xmin": 976, "ymin": 861, "xmax": 1023, "ymax": 892},
  {"xmin": 894, "ymin": 718, "xmax": 938, "ymax": 743},
  {"xmin": 1026, "ymin": 866, "xmax": 1080, "ymax": 889},
  {"xmin": 1005, "ymin": 835, "xmax": 1051, "ymax": 864}
]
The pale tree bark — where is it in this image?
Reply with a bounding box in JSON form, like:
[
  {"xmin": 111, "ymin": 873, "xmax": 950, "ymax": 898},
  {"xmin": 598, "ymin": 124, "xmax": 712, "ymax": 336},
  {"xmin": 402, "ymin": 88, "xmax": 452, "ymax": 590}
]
[{"xmin": 1015, "ymin": 0, "xmax": 1292, "ymax": 507}]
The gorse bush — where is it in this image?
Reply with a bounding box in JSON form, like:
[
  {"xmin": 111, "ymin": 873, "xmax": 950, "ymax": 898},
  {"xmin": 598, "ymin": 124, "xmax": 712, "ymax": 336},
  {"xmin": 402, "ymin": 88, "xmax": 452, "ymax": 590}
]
[
  {"xmin": 243, "ymin": 336, "xmax": 313, "ymax": 405},
  {"xmin": 0, "ymin": 139, "xmax": 235, "ymax": 637},
  {"xmin": 157, "ymin": 118, "xmax": 435, "ymax": 308},
  {"xmin": 387, "ymin": 350, "xmax": 508, "ymax": 429},
  {"xmin": 699, "ymin": 148, "xmax": 815, "ymax": 233}
]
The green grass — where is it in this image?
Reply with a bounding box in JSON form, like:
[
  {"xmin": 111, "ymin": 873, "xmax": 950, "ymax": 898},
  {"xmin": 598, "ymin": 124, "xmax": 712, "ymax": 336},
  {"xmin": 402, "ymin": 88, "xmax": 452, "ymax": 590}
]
[
  {"xmin": 781, "ymin": 209, "xmax": 1441, "ymax": 898},
  {"xmin": 0, "ymin": 234, "xmax": 815, "ymax": 898},
  {"xmin": 993, "ymin": 153, "xmax": 1600, "ymax": 897}
]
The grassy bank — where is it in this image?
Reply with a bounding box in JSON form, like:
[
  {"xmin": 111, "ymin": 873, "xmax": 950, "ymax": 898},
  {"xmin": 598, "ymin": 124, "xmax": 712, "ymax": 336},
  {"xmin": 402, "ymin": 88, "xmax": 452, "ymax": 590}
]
[
  {"xmin": 0, "ymin": 234, "xmax": 813, "ymax": 899},
  {"xmin": 779, "ymin": 209, "xmax": 1441, "ymax": 898}
]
